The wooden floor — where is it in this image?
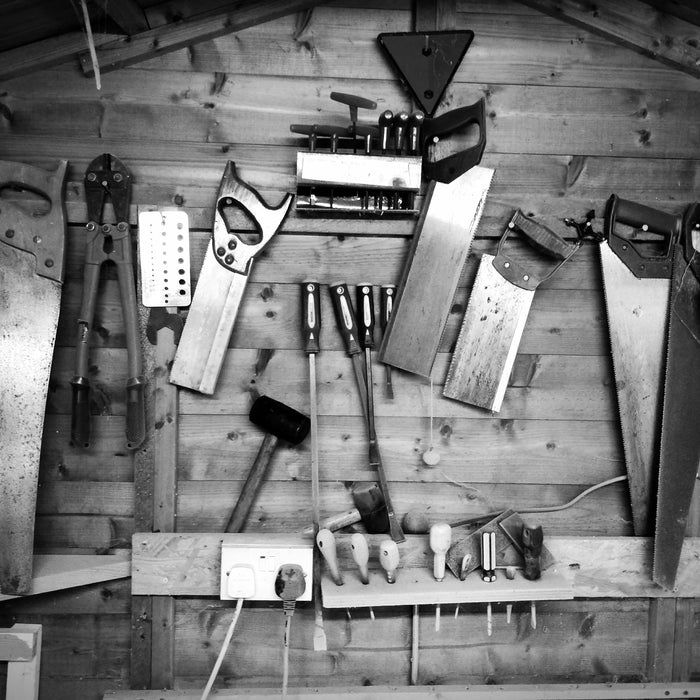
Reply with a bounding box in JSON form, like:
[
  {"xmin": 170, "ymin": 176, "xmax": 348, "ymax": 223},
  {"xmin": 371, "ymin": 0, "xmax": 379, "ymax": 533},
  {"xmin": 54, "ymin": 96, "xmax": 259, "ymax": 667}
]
[{"xmin": 1, "ymin": 1, "xmax": 699, "ymax": 697}]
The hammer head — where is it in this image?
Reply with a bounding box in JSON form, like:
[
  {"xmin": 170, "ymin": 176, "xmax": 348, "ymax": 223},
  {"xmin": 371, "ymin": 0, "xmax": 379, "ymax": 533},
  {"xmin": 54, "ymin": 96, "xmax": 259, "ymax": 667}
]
[
  {"xmin": 249, "ymin": 395, "xmax": 310, "ymax": 445},
  {"xmin": 352, "ymin": 483, "xmax": 390, "ymax": 534}
]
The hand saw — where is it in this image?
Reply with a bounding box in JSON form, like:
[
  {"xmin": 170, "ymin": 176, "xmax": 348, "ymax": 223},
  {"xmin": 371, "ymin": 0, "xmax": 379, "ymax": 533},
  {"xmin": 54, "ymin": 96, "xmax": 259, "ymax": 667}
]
[
  {"xmin": 654, "ymin": 202, "xmax": 700, "ymax": 590},
  {"xmin": 443, "ymin": 210, "xmax": 579, "ymax": 412},
  {"xmin": 600, "ymin": 196, "xmax": 681, "ymax": 537},
  {"xmin": 169, "ymin": 162, "xmax": 293, "ymax": 394},
  {"xmin": 0, "ymin": 159, "xmax": 68, "ymax": 595}
]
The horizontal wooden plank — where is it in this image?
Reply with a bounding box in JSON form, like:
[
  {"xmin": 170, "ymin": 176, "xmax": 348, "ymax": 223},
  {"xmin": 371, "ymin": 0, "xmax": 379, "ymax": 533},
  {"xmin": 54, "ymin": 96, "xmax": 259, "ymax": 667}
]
[
  {"xmin": 178, "ymin": 415, "xmax": 623, "ymax": 485},
  {"xmin": 48, "ymin": 349, "xmax": 616, "ymax": 422},
  {"xmin": 99, "ymin": 683, "xmax": 700, "ymax": 699},
  {"xmin": 174, "ymin": 480, "xmax": 632, "ymax": 534},
  {"xmin": 0, "ymin": 554, "xmax": 130, "ymax": 602},
  {"xmin": 34, "ymin": 515, "xmax": 133, "ymax": 551},
  {"xmin": 131, "ymin": 533, "xmax": 700, "ymax": 597},
  {"xmin": 36, "ymin": 482, "xmax": 134, "ymax": 516},
  {"xmin": 3, "ymin": 75, "xmax": 700, "ymax": 161}
]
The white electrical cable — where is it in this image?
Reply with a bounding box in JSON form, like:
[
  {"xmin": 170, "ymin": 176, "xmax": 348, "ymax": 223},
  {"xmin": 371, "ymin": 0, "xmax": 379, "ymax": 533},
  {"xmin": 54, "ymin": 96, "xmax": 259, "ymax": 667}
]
[{"xmin": 200, "ymin": 597, "xmax": 244, "ymax": 700}]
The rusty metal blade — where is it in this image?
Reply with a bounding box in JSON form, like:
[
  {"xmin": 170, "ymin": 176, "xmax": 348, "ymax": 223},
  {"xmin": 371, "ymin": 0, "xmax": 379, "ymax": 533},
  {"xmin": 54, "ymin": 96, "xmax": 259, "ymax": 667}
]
[
  {"xmin": 0, "ymin": 245, "xmax": 62, "ymax": 594},
  {"xmin": 599, "ymin": 241, "xmax": 669, "ymax": 536}
]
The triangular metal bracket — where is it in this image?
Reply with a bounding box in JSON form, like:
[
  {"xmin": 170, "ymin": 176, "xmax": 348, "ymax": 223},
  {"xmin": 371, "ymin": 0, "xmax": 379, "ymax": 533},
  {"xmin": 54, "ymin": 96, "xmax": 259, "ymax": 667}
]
[{"xmin": 377, "ymin": 30, "xmax": 474, "ymax": 116}]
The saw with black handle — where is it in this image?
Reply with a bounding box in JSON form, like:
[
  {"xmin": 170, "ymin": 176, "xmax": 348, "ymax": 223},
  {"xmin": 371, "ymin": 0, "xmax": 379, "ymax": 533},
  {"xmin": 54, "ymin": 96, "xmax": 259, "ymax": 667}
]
[
  {"xmin": 443, "ymin": 210, "xmax": 579, "ymax": 412},
  {"xmin": 600, "ymin": 195, "xmax": 681, "ymax": 537}
]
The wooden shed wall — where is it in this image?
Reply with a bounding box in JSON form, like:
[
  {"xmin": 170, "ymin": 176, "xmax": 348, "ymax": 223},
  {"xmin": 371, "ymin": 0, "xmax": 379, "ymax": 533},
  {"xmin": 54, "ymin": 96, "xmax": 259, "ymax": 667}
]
[{"xmin": 1, "ymin": 1, "xmax": 699, "ymax": 697}]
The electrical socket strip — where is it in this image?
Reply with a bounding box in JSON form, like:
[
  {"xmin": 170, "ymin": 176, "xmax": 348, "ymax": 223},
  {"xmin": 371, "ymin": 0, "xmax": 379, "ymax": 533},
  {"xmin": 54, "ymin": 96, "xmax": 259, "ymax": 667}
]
[
  {"xmin": 137, "ymin": 210, "xmax": 191, "ymax": 307},
  {"xmin": 220, "ymin": 535, "xmax": 313, "ymax": 601}
]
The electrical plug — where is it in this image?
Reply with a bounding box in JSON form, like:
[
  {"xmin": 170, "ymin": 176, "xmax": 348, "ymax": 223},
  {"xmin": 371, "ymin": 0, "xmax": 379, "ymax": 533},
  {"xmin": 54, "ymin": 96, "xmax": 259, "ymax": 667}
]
[{"xmin": 275, "ymin": 564, "xmax": 307, "ymax": 616}]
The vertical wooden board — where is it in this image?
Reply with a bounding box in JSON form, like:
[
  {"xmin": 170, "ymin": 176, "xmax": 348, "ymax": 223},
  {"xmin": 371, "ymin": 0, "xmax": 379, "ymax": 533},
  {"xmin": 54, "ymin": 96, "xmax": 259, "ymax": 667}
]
[{"xmin": 646, "ymin": 598, "xmax": 676, "ymax": 682}]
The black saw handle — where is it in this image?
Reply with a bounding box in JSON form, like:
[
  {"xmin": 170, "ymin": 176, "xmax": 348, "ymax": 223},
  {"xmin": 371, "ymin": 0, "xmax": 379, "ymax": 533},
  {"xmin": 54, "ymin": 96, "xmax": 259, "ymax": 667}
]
[
  {"xmin": 421, "ymin": 97, "xmax": 486, "ymax": 183},
  {"xmin": 507, "ymin": 210, "xmax": 577, "ymax": 261},
  {"xmin": 604, "ymin": 195, "xmax": 681, "ymax": 279}
]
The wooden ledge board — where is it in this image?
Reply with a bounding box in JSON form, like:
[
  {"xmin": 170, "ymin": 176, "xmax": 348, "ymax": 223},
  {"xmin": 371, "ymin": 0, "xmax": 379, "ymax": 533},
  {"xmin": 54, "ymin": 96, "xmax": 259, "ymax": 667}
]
[
  {"xmin": 0, "ymin": 553, "xmax": 131, "ymax": 602},
  {"xmin": 102, "ymin": 682, "xmax": 700, "ymax": 699},
  {"xmin": 321, "ymin": 565, "xmax": 572, "ymax": 608},
  {"xmin": 131, "ymin": 533, "xmax": 700, "ymax": 598}
]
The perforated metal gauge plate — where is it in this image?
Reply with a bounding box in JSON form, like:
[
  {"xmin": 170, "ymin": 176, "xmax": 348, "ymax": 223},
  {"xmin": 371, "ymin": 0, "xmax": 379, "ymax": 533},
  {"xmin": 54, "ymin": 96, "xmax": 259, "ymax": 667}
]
[{"xmin": 138, "ymin": 210, "xmax": 191, "ymax": 307}]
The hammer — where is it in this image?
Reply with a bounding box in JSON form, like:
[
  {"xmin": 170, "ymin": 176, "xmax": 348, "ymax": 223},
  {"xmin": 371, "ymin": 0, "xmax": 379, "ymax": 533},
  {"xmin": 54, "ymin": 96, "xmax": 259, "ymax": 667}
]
[
  {"xmin": 227, "ymin": 395, "xmax": 310, "ymax": 532},
  {"xmin": 302, "ymin": 482, "xmax": 389, "ymax": 535}
]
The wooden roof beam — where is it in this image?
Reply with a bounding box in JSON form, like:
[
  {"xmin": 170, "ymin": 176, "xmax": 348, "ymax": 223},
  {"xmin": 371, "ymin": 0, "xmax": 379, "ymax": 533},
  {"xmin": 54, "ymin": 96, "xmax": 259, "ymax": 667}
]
[
  {"xmin": 515, "ymin": 0, "xmax": 700, "ymax": 79},
  {"xmin": 78, "ymin": 0, "xmax": 323, "ymax": 77},
  {"xmin": 0, "ymin": 31, "xmax": 121, "ymax": 82},
  {"xmin": 92, "ymin": 0, "xmax": 150, "ymax": 35}
]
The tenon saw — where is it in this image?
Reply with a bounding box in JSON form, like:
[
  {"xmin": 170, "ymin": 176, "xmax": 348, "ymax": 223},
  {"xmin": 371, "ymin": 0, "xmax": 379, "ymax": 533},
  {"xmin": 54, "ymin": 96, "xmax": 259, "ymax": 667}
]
[
  {"xmin": 654, "ymin": 202, "xmax": 700, "ymax": 590},
  {"xmin": 601, "ymin": 196, "xmax": 681, "ymax": 537},
  {"xmin": 0, "ymin": 159, "xmax": 68, "ymax": 595},
  {"xmin": 443, "ymin": 210, "xmax": 579, "ymax": 412},
  {"xmin": 170, "ymin": 162, "xmax": 292, "ymax": 394}
]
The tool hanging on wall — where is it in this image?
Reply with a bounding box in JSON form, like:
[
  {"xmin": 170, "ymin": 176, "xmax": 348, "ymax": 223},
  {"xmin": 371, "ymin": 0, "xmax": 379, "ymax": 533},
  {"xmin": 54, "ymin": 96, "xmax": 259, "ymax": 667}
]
[
  {"xmin": 291, "ymin": 91, "xmax": 487, "ymax": 215},
  {"xmin": 0, "ymin": 158, "xmax": 68, "ymax": 596},
  {"xmin": 377, "ymin": 30, "xmax": 475, "ymax": 117},
  {"xmin": 379, "ymin": 285, "xmax": 396, "ymax": 399},
  {"xmin": 292, "ymin": 92, "xmax": 422, "ymax": 216},
  {"xmin": 137, "ymin": 210, "xmax": 191, "ymax": 308},
  {"xmin": 226, "ymin": 396, "xmax": 310, "ymax": 533},
  {"xmin": 71, "ymin": 153, "xmax": 145, "ymax": 450},
  {"xmin": 599, "ymin": 196, "xmax": 681, "ymax": 537},
  {"xmin": 654, "ymin": 202, "xmax": 700, "ymax": 590},
  {"xmin": 300, "ymin": 280, "xmax": 328, "ymax": 650},
  {"xmin": 170, "ymin": 162, "xmax": 292, "ymax": 394},
  {"xmin": 329, "ymin": 283, "xmax": 405, "ymax": 543},
  {"xmin": 443, "ymin": 210, "xmax": 580, "ymax": 412},
  {"xmin": 379, "ymin": 165, "xmax": 494, "ymax": 378}
]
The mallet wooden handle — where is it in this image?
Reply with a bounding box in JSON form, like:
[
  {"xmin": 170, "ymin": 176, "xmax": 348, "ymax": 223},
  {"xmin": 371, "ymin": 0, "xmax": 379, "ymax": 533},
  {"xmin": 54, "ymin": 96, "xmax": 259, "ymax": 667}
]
[
  {"xmin": 317, "ymin": 528, "xmax": 343, "ymax": 586},
  {"xmin": 226, "ymin": 433, "xmax": 278, "ymax": 533}
]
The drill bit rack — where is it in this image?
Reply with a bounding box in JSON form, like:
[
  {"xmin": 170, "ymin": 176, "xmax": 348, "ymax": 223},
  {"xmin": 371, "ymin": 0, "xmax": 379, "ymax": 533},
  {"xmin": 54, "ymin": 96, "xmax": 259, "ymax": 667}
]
[{"xmin": 291, "ymin": 92, "xmax": 423, "ymax": 216}]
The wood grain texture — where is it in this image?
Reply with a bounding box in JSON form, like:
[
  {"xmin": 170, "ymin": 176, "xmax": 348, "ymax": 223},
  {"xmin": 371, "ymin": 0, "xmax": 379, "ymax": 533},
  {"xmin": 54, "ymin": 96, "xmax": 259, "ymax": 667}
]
[{"xmin": 379, "ymin": 166, "xmax": 494, "ymax": 377}]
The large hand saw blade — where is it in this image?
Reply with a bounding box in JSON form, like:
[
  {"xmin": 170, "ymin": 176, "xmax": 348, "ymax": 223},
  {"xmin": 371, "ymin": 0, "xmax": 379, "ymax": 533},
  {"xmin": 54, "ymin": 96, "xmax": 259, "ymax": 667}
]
[
  {"xmin": 654, "ymin": 203, "xmax": 700, "ymax": 590},
  {"xmin": 0, "ymin": 159, "xmax": 67, "ymax": 595},
  {"xmin": 444, "ymin": 210, "xmax": 578, "ymax": 412},
  {"xmin": 600, "ymin": 195, "xmax": 680, "ymax": 537}
]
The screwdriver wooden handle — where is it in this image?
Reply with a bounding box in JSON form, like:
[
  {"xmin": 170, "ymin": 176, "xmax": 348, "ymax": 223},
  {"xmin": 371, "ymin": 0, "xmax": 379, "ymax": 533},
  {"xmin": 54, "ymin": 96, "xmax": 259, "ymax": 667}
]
[
  {"xmin": 379, "ymin": 539, "xmax": 400, "ymax": 583},
  {"xmin": 350, "ymin": 533, "xmax": 370, "ymax": 584},
  {"xmin": 429, "ymin": 522, "xmax": 452, "ymax": 582},
  {"xmin": 356, "ymin": 284, "xmax": 375, "ymax": 350},
  {"xmin": 329, "ymin": 282, "xmax": 362, "ymax": 355},
  {"xmin": 301, "ymin": 281, "xmax": 321, "ymax": 354},
  {"xmin": 380, "ymin": 285, "xmax": 395, "ymax": 334},
  {"xmin": 316, "ymin": 528, "xmax": 343, "ymax": 586}
]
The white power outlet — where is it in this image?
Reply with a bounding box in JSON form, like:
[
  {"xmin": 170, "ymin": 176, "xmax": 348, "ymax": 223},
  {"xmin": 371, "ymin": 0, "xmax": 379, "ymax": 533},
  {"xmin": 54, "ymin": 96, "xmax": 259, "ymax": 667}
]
[{"xmin": 219, "ymin": 534, "xmax": 313, "ymax": 602}]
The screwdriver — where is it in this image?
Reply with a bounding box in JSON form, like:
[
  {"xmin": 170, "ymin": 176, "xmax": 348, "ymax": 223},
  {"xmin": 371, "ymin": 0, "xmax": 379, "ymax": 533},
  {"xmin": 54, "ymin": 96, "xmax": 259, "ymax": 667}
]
[
  {"xmin": 380, "ymin": 285, "xmax": 396, "ymax": 399},
  {"xmin": 356, "ymin": 284, "xmax": 405, "ymax": 544},
  {"xmin": 301, "ymin": 281, "xmax": 327, "ymax": 651}
]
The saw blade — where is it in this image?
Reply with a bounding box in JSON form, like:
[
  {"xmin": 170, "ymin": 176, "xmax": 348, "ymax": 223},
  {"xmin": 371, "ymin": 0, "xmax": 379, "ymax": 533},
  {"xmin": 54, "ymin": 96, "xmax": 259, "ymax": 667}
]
[
  {"xmin": 0, "ymin": 244, "xmax": 62, "ymax": 594},
  {"xmin": 443, "ymin": 253, "xmax": 534, "ymax": 412},
  {"xmin": 654, "ymin": 211, "xmax": 700, "ymax": 590},
  {"xmin": 599, "ymin": 241, "xmax": 669, "ymax": 536}
]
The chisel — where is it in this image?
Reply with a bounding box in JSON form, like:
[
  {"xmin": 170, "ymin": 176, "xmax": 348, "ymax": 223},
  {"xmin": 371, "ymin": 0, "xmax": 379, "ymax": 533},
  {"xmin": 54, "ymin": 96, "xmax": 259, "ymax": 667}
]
[
  {"xmin": 380, "ymin": 285, "xmax": 395, "ymax": 399},
  {"xmin": 329, "ymin": 282, "xmax": 368, "ymax": 421},
  {"xmin": 300, "ymin": 281, "xmax": 327, "ymax": 651},
  {"xmin": 356, "ymin": 284, "xmax": 405, "ymax": 544}
]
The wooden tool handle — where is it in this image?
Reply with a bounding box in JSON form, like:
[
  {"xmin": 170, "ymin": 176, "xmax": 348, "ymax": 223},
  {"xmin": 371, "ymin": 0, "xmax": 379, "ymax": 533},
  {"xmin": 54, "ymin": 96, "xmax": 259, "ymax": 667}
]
[
  {"xmin": 379, "ymin": 539, "xmax": 400, "ymax": 583},
  {"xmin": 429, "ymin": 522, "xmax": 452, "ymax": 582},
  {"xmin": 317, "ymin": 528, "xmax": 343, "ymax": 585},
  {"xmin": 226, "ymin": 433, "xmax": 278, "ymax": 533},
  {"xmin": 350, "ymin": 533, "xmax": 370, "ymax": 584}
]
